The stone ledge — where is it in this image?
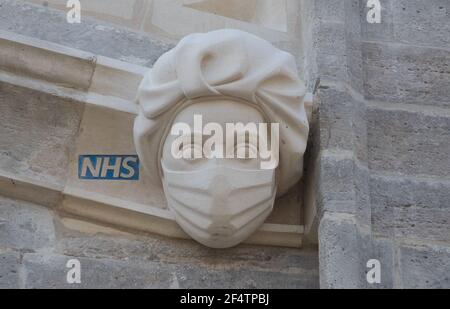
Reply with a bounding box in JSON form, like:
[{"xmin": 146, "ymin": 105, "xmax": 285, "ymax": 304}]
[
  {"xmin": 0, "ymin": 30, "xmax": 96, "ymax": 91},
  {"xmin": 0, "ymin": 0, "xmax": 175, "ymax": 67},
  {"xmin": 0, "ymin": 171, "xmax": 62, "ymax": 209},
  {"xmin": 0, "ymin": 30, "xmax": 144, "ymax": 114},
  {"xmin": 0, "ymin": 173, "xmax": 304, "ymax": 248}
]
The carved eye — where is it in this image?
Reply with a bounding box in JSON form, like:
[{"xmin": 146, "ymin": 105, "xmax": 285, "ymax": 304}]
[
  {"xmin": 181, "ymin": 143, "xmax": 203, "ymax": 161},
  {"xmin": 235, "ymin": 143, "xmax": 258, "ymax": 159}
]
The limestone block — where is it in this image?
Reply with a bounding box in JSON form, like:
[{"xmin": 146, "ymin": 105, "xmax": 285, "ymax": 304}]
[
  {"xmin": 0, "ymin": 251, "xmax": 20, "ymax": 289},
  {"xmin": 391, "ymin": 0, "xmax": 450, "ymax": 49},
  {"xmin": 314, "ymin": 22, "xmax": 347, "ymax": 57},
  {"xmin": 319, "ymin": 213, "xmax": 361, "ymax": 289},
  {"xmin": 172, "ymin": 264, "xmax": 318, "ymax": 289},
  {"xmin": 367, "ymin": 107, "xmax": 450, "ymax": 177},
  {"xmin": 23, "ymin": 253, "xmax": 174, "ymax": 289},
  {"xmin": 19, "ymin": 0, "xmax": 300, "ymax": 53},
  {"xmin": 314, "ymin": 0, "xmax": 347, "ymax": 23},
  {"xmin": 317, "ymin": 154, "xmax": 357, "ymax": 213},
  {"xmin": 0, "ymin": 172, "xmax": 61, "ymax": 208},
  {"xmin": 399, "ymin": 243, "xmax": 450, "ymax": 289},
  {"xmin": 27, "ymin": 0, "xmax": 149, "ymax": 30},
  {"xmin": 0, "ymin": 83, "xmax": 84, "ymax": 188},
  {"xmin": 0, "ymin": 197, "xmax": 55, "ymax": 251},
  {"xmin": 361, "ymin": 0, "xmax": 395, "ymax": 42},
  {"xmin": 183, "ymin": 0, "xmax": 288, "ymax": 32},
  {"xmin": 0, "ymin": 30, "xmax": 95, "ymax": 91},
  {"xmin": 22, "ymin": 251, "xmax": 319, "ymax": 289},
  {"xmin": 363, "ymin": 41, "xmax": 450, "ymax": 107},
  {"xmin": 89, "ymin": 56, "xmax": 148, "ymax": 103},
  {"xmin": 361, "ymin": 237, "xmax": 396, "ymax": 289},
  {"xmin": 318, "ymin": 88, "xmax": 359, "ymax": 153},
  {"xmin": 145, "ymin": 0, "xmax": 295, "ymax": 46},
  {"xmin": 0, "ymin": 0, "xmax": 174, "ymax": 67},
  {"xmin": 65, "ymin": 105, "xmax": 167, "ymax": 209},
  {"xmin": 55, "ymin": 227, "xmax": 318, "ymax": 288},
  {"xmin": 370, "ymin": 174, "xmax": 450, "ymax": 243},
  {"xmin": 316, "ymin": 53, "xmax": 349, "ymax": 82},
  {"xmin": 55, "ymin": 226, "xmax": 316, "ymax": 274}
]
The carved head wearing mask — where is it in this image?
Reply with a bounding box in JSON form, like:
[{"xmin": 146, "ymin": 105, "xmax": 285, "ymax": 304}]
[{"xmin": 134, "ymin": 30, "xmax": 309, "ymax": 248}]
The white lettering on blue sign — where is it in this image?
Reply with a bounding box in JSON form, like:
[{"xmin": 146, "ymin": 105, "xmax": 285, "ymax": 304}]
[{"xmin": 78, "ymin": 155, "xmax": 139, "ymax": 180}]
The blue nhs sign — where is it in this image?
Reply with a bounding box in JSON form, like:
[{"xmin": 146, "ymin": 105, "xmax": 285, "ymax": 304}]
[{"xmin": 78, "ymin": 155, "xmax": 139, "ymax": 180}]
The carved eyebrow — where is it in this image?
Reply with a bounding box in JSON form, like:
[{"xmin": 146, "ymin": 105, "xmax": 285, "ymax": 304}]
[{"xmin": 176, "ymin": 132, "xmax": 206, "ymax": 143}]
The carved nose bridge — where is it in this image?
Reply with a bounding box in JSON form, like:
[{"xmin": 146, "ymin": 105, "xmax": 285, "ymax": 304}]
[{"xmin": 208, "ymin": 174, "xmax": 232, "ymax": 202}]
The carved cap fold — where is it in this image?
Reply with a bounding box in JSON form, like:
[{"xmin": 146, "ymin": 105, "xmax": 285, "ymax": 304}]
[{"xmin": 134, "ymin": 29, "xmax": 309, "ymax": 195}]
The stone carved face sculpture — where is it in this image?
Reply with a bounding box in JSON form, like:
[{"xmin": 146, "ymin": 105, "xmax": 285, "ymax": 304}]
[
  {"xmin": 134, "ymin": 30, "xmax": 309, "ymax": 248},
  {"xmin": 160, "ymin": 99, "xmax": 277, "ymax": 248}
]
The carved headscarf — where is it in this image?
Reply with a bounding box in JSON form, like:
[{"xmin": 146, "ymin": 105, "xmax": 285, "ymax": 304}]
[{"xmin": 134, "ymin": 29, "xmax": 309, "ymax": 195}]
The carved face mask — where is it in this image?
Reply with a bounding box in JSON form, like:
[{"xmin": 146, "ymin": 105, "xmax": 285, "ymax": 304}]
[{"xmin": 161, "ymin": 162, "xmax": 277, "ymax": 248}]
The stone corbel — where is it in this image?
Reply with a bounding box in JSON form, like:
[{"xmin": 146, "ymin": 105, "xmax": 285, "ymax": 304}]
[{"xmin": 0, "ymin": 30, "xmax": 310, "ymax": 248}]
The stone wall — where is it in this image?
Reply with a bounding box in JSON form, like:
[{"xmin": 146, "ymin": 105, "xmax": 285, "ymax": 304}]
[
  {"xmin": 0, "ymin": 0, "xmax": 318, "ymax": 288},
  {"xmin": 0, "ymin": 196, "xmax": 319, "ymax": 288},
  {"xmin": 0, "ymin": 0, "xmax": 448, "ymax": 288},
  {"xmin": 305, "ymin": 0, "xmax": 450, "ymax": 288}
]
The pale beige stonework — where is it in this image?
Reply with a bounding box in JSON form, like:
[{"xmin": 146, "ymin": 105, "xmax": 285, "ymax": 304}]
[
  {"xmin": 24, "ymin": 0, "xmax": 300, "ymax": 51},
  {"xmin": 28, "ymin": 0, "xmax": 149, "ymax": 29},
  {"xmin": 0, "ymin": 30, "xmax": 312, "ymax": 248}
]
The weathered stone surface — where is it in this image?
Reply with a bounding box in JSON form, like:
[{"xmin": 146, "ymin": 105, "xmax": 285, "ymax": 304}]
[
  {"xmin": 316, "ymin": 153, "xmax": 370, "ymax": 226},
  {"xmin": 314, "ymin": 22, "xmax": 347, "ymax": 57},
  {"xmin": 0, "ymin": 0, "xmax": 448, "ymax": 289},
  {"xmin": 370, "ymin": 175, "xmax": 450, "ymax": 243},
  {"xmin": 344, "ymin": 0, "xmax": 364, "ymax": 92},
  {"xmin": 0, "ymin": 0, "xmax": 174, "ymax": 67},
  {"xmin": 23, "ymin": 253, "xmax": 174, "ymax": 289},
  {"xmin": 318, "ymin": 89, "xmax": 357, "ymax": 153},
  {"xmin": 319, "ymin": 213, "xmax": 361, "ymax": 288},
  {"xmin": 0, "ymin": 194, "xmax": 321, "ymax": 289},
  {"xmin": 367, "ymin": 107, "xmax": 450, "ymax": 177},
  {"xmin": 317, "ymin": 155, "xmax": 357, "ymax": 214},
  {"xmin": 0, "ymin": 82, "xmax": 83, "ymax": 188},
  {"xmin": 318, "ymin": 88, "xmax": 368, "ymax": 162},
  {"xmin": 173, "ymin": 264, "xmax": 318, "ymax": 289},
  {"xmin": 353, "ymin": 163, "xmax": 371, "ymax": 226},
  {"xmin": 22, "ymin": 250, "xmax": 319, "ymax": 289},
  {"xmin": 358, "ymin": 236, "xmax": 396, "ymax": 289},
  {"xmin": 363, "ymin": 41, "xmax": 450, "ymax": 107},
  {"xmin": 0, "ymin": 251, "xmax": 20, "ymax": 289},
  {"xmin": 360, "ymin": 0, "xmax": 450, "ymax": 105},
  {"xmin": 0, "ymin": 197, "xmax": 55, "ymax": 251},
  {"xmin": 319, "ymin": 214, "xmax": 398, "ymax": 289},
  {"xmin": 346, "ymin": 39, "xmax": 364, "ymax": 94},
  {"xmin": 390, "ymin": 0, "xmax": 450, "ymax": 49},
  {"xmin": 314, "ymin": 0, "xmax": 347, "ymax": 24},
  {"xmin": 363, "ymin": 0, "xmax": 450, "ymax": 49},
  {"xmin": 310, "ymin": 0, "xmax": 365, "ymax": 91},
  {"xmin": 399, "ymin": 243, "xmax": 450, "ymax": 289},
  {"xmin": 316, "ymin": 53, "xmax": 349, "ymax": 83},
  {"xmin": 56, "ymin": 232, "xmax": 317, "ymax": 273},
  {"xmin": 361, "ymin": 0, "xmax": 395, "ymax": 42}
]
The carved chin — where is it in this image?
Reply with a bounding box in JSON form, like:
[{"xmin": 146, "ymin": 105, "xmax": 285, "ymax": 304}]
[{"xmin": 171, "ymin": 203, "xmax": 274, "ymax": 249}]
